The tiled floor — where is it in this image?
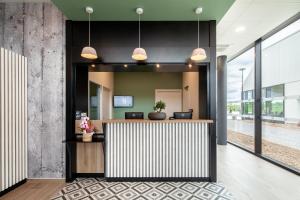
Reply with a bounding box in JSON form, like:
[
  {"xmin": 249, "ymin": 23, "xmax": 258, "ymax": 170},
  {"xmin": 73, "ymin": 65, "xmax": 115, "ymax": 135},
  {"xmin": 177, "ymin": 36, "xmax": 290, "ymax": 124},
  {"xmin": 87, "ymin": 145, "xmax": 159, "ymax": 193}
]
[{"xmin": 50, "ymin": 178, "xmax": 235, "ymax": 200}]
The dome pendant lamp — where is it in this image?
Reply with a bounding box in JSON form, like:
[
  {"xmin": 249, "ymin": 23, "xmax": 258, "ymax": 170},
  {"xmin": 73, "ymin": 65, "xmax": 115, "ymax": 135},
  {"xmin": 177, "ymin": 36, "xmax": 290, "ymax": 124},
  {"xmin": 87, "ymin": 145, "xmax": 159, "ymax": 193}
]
[
  {"xmin": 81, "ymin": 6, "xmax": 98, "ymax": 60},
  {"xmin": 191, "ymin": 7, "xmax": 207, "ymax": 61},
  {"xmin": 132, "ymin": 8, "xmax": 147, "ymax": 61}
]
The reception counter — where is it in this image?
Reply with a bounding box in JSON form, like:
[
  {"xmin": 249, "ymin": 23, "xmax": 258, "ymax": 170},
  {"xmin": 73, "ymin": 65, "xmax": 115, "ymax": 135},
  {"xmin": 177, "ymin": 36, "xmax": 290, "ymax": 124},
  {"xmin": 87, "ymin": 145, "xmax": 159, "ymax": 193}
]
[{"xmin": 103, "ymin": 119, "xmax": 213, "ymax": 181}]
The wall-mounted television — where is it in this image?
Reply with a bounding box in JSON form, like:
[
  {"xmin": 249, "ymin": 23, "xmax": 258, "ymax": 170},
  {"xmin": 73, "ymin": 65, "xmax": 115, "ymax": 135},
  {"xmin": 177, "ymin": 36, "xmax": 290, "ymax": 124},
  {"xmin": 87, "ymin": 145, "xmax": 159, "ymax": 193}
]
[{"xmin": 113, "ymin": 96, "xmax": 134, "ymax": 108}]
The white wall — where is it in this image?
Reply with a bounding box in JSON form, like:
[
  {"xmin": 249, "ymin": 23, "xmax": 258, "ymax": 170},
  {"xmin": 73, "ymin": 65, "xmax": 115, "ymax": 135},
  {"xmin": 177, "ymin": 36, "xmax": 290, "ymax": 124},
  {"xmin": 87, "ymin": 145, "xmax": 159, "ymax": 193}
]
[
  {"xmin": 262, "ymin": 31, "xmax": 300, "ymax": 88},
  {"xmin": 285, "ymin": 81, "xmax": 300, "ymax": 123},
  {"xmin": 89, "ymin": 72, "xmax": 114, "ymax": 119},
  {"xmin": 182, "ymin": 72, "xmax": 199, "ymax": 119}
]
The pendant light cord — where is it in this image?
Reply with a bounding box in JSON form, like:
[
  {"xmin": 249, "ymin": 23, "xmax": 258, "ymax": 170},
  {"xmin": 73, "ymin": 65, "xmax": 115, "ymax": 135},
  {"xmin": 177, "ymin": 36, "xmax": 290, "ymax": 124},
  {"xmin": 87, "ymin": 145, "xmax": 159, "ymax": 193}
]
[
  {"xmin": 88, "ymin": 12, "xmax": 91, "ymax": 46},
  {"xmin": 139, "ymin": 14, "xmax": 141, "ymax": 48},
  {"xmin": 197, "ymin": 15, "xmax": 199, "ymax": 48}
]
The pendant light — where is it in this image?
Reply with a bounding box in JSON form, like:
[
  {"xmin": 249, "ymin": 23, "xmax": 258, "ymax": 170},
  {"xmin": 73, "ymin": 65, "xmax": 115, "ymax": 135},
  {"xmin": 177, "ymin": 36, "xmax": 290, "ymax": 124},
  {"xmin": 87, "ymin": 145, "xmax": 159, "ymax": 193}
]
[
  {"xmin": 132, "ymin": 8, "xmax": 147, "ymax": 61},
  {"xmin": 191, "ymin": 7, "xmax": 207, "ymax": 61},
  {"xmin": 81, "ymin": 6, "xmax": 98, "ymax": 60}
]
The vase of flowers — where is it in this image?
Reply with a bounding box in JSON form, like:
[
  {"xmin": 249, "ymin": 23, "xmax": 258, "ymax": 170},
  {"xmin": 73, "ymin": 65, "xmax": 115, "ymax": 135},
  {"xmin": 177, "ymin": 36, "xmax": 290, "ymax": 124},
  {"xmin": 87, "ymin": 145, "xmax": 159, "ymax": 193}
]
[
  {"xmin": 148, "ymin": 100, "xmax": 167, "ymax": 120},
  {"xmin": 80, "ymin": 116, "xmax": 95, "ymax": 142}
]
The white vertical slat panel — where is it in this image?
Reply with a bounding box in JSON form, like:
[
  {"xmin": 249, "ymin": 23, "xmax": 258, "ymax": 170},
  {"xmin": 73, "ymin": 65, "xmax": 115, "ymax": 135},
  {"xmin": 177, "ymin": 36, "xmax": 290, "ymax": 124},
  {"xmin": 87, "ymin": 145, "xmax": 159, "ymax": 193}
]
[
  {"xmin": 18, "ymin": 55, "xmax": 22, "ymax": 181},
  {"xmin": 18, "ymin": 54, "xmax": 22, "ymax": 181},
  {"xmin": 0, "ymin": 49, "xmax": 27, "ymax": 193},
  {"xmin": 4, "ymin": 49, "xmax": 9, "ymax": 189},
  {"xmin": 106, "ymin": 122, "xmax": 210, "ymax": 179},
  {"xmin": 8, "ymin": 50, "xmax": 12, "ymax": 187},
  {"xmin": 15, "ymin": 54, "xmax": 19, "ymax": 183},
  {"xmin": 21, "ymin": 56, "xmax": 25, "ymax": 180},
  {"xmin": 0, "ymin": 48, "xmax": 4, "ymax": 191},
  {"xmin": 11, "ymin": 52, "xmax": 16, "ymax": 185},
  {"xmin": 106, "ymin": 124, "xmax": 110, "ymax": 177},
  {"xmin": 24, "ymin": 57, "xmax": 28, "ymax": 178},
  {"xmin": 205, "ymin": 124, "xmax": 209, "ymax": 176}
]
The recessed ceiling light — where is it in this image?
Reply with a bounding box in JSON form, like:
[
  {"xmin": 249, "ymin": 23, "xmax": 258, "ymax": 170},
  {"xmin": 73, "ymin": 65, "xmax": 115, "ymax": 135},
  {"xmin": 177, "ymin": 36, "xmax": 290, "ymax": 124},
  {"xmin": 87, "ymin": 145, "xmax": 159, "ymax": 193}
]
[
  {"xmin": 156, "ymin": 64, "xmax": 160, "ymax": 68},
  {"xmin": 124, "ymin": 64, "xmax": 128, "ymax": 68},
  {"xmin": 235, "ymin": 26, "xmax": 246, "ymax": 33},
  {"xmin": 188, "ymin": 64, "xmax": 192, "ymax": 68}
]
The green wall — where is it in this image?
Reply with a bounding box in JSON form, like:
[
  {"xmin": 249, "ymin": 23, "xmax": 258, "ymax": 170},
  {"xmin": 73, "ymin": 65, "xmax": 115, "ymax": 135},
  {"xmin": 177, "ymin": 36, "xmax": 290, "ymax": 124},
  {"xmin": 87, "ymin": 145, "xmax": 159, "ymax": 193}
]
[{"xmin": 113, "ymin": 72, "xmax": 182, "ymax": 119}]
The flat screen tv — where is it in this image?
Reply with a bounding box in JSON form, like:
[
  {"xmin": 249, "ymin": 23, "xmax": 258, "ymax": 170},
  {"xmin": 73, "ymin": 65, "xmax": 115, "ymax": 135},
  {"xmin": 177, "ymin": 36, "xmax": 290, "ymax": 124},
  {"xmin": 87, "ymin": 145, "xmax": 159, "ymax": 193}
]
[{"xmin": 113, "ymin": 96, "xmax": 134, "ymax": 108}]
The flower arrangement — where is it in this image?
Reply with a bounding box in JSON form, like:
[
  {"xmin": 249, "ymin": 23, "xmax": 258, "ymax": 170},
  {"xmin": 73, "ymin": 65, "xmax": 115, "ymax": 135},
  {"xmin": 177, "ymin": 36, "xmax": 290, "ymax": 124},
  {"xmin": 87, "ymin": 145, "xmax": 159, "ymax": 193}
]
[{"xmin": 80, "ymin": 116, "xmax": 96, "ymax": 142}]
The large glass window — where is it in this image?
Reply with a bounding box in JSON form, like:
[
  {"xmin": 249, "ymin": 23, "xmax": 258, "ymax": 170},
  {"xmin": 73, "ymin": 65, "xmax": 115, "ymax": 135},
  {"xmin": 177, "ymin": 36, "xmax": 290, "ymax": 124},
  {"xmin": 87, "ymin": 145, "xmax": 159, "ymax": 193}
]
[
  {"xmin": 227, "ymin": 48, "xmax": 255, "ymax": 151},
  {"xmin": 261, "ymin": 19, "xmax": 300, "ymax": 171}
]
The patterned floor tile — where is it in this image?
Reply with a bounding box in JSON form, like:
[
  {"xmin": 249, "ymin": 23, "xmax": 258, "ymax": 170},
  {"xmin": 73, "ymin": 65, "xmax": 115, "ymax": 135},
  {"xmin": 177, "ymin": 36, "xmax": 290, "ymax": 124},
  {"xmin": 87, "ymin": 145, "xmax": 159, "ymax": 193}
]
[
  {"xmin": 143, "ymin": 188, "xmax": 166, "ymax": 200},
  {"xmin": 77, "ymin": 178, "xmax": 99, "ymax": 188},
  {"xmin": 168, "ymin": 188, "xmax": 192, "ymax": 200},
  {"xmin": 64, "ymin": 189, "xmax": 89, "ymax": 200},
  {"xmin": 85, "ymin": 183, "xmax": 104, "ymax": 194},
  {"xmin": 90, "ymin": 189, "xmax": 114, "ymax": 200},
  {"xmin": 109, "ymin": 183, "xmax": 129, "ymax": 194},
  {"xmin": 180, "ymin": 183, "xmax": 200, "ymax": 194},
  {"xmin": 62, "ymin": 183, "xmax": 82, "ymax": 194},
  {"xmin": 194, "ymin": 188, "xmax": 218, "ymax": 200},
  {"xmin": 50, "ymin": 178, "xmax": 235, "ymax": 200},
  {"xmin": 204, "ymin": 183, "xmax": 224, "ymax": 194},
  {"xmin": 117, "ymin": 188, "xmax": 139, "ymax": 199},
  {"xmin": 132, "ymin": 183, "xmax": 152, "ymax": 194},
  {"xmin": 156, "ymin": 183, "xmax": 176, "ymax": 194}
]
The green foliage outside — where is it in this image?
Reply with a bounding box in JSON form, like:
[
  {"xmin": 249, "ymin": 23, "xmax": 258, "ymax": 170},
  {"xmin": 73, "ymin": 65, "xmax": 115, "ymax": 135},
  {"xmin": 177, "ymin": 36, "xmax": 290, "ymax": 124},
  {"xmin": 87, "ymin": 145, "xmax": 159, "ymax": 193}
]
[{"xmin": 227, "ymin": 103, "xmax": 241, "ymax": 113}]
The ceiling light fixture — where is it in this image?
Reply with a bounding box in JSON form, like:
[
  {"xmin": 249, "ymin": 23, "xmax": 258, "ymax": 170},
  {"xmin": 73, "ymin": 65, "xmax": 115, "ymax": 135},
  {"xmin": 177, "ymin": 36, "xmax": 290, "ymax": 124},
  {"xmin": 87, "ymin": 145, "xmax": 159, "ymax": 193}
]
[
  {"xmin": 91, "ymin": 64, "xmax": 95, "ymax": 68},
  {"xmin": 156, "ymin": 64, "xmax": 160, "ymax": 68},
  {"xmin": 235, "ymin": 26, "xmax": 246, "ymax": 33},
  {"xmin": 188, "ymin": 64, "xmax": 192, "ymax": 68},
  {"xmin": 81, "ymin": 6, "xmax": 98, "ymax": 60},
  {"xmin": 124, "ymin": 64, "xmax": 128, "ymax": 68},
  {"xmin": 191, "ymin": 7, "xmax": 207, "ymax": 62},
  {"xmin": 132, "ymin": 8, "xmax": 147, "ymax": 61}
]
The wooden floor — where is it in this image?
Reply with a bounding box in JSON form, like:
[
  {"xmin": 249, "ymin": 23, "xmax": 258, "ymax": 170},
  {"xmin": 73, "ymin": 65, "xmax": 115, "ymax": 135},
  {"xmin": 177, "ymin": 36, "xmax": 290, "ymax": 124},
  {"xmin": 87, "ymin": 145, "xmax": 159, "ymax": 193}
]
[
  {"xmin": 1, "ymin": 144, "xmax": 300, "ymax": 200},
  {"xmin": 0, "ymin": 179, "xmax": 65, "ymax": 200},
  {"xmin": 218, "ymin": 144, "xmax": 300, "ymax": 200}
]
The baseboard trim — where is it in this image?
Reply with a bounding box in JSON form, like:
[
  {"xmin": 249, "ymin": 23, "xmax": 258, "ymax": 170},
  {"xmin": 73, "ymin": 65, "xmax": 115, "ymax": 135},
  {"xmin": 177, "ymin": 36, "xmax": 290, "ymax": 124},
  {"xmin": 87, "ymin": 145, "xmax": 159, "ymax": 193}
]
[
  {"xmin": 0, "ymin": 179, "xmax": 27, "ymax": 197},
  {"xmin": 106, "ymin": 177, "xmax": 211, "ymax": 182},
  {"xmin": 28, "ymin": 178, "xmax": 65, "ymax": 180}
]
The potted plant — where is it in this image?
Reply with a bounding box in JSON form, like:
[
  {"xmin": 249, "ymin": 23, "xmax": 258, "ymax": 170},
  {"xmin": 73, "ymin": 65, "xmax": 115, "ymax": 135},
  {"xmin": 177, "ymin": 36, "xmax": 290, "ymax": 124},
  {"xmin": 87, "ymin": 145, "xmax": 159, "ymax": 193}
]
[
  {"xmin": 148, "ymin": 100, "xmax": 167, "ymax": 120},
  {"xmin": 80, "ymin": 116, "xmax": 96, "ymax": 142}
]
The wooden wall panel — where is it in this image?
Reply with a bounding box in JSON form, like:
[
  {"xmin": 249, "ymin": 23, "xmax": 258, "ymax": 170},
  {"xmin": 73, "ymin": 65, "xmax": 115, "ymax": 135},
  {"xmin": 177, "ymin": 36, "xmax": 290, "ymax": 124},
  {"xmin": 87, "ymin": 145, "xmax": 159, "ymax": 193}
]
[{"xmin": 76, "ymin": 143, "xmax": 104, "ymax": 173}]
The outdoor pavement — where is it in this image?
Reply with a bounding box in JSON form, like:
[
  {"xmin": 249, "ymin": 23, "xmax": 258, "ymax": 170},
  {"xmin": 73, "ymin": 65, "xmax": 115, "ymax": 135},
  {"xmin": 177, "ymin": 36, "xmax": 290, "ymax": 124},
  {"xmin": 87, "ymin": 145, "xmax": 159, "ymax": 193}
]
[{"xmin": 227, "ymin": 119, "xmax": 300, "ymax": 150}]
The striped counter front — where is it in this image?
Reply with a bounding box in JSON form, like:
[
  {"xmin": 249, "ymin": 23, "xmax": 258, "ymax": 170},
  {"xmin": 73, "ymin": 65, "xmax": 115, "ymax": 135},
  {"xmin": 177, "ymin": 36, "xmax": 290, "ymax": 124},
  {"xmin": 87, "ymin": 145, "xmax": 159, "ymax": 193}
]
[{"xmin": 104, "ymin": 120, "xmax": 213, "ymax": 181}]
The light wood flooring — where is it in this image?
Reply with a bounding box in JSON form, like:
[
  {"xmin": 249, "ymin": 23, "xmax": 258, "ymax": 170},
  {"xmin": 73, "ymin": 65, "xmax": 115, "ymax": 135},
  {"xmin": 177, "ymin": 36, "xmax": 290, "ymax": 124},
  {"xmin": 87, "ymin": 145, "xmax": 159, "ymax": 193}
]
[
  {"xmin": 0, "ymin": 179, "xmax": 65, "ymax": 200},
  {"xmin": 1, "ymin": 144, "xmax": 300, "ymax": 200},
  {"xmin": 218, "ymin": 144, "xmax": 300, "ymax": 200}
]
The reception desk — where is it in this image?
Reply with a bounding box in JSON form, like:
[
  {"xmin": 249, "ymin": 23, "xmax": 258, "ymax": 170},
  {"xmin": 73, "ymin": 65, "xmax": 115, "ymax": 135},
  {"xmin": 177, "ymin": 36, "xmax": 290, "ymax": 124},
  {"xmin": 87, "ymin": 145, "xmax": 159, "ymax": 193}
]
[{"xmin": 103, "ymin": 119, "xmax": 213, "ymax": 181}]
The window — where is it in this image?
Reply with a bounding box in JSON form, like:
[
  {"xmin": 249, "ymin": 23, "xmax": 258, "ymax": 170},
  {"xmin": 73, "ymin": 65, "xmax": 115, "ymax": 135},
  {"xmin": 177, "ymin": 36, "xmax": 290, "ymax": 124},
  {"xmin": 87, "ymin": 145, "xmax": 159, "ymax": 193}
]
[
  {"xmin": 261, "ymin": 19, "xmax": 300, "ymax": 171},
  {"xmin": 227, "ymin": 48, "xmax": 255, "ymax": 151}
]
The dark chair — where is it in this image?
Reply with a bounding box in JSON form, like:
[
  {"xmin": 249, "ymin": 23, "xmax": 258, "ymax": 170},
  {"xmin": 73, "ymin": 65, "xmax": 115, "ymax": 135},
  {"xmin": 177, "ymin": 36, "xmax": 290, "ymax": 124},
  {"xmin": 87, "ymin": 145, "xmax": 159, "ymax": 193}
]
[
  {"xmin": 170, "ymin": 112, "xmax": 193, "ymax": 119},
  {"xmin": 125, "ymin": 112, "xmax": 144, "ymax": 119}
]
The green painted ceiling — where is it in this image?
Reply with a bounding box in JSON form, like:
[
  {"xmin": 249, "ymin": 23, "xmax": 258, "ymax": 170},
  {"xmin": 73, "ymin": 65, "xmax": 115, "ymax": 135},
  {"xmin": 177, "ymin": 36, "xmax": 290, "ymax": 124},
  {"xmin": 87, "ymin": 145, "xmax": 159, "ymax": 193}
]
[{"xmin": 51, "ymin": 0, "xmax": 234, "ymax": 22}]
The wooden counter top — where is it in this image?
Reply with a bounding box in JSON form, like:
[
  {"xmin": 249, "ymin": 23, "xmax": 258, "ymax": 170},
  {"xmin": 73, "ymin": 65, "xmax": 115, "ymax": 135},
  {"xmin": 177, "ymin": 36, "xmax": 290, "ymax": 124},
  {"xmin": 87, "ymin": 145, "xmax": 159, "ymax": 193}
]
[{"xmin": 102, "ymin": 119, "xmax": 213, "ymax": 123}]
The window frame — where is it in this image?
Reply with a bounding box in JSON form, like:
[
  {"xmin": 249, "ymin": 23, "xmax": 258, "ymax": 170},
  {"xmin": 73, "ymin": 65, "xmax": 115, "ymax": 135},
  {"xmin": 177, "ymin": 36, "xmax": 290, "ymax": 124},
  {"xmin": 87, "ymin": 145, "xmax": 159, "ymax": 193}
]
[{"xmin": 227, "ymin": 13, "xmax": 300, "ymax": 176}]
